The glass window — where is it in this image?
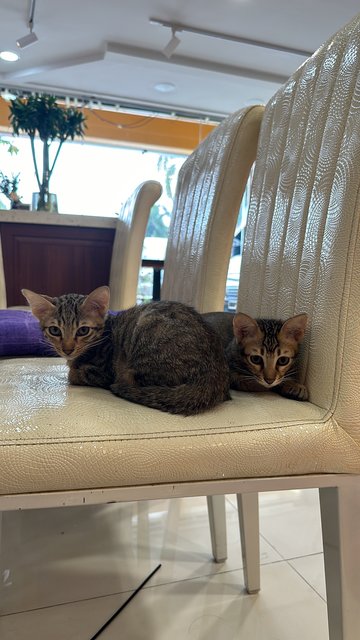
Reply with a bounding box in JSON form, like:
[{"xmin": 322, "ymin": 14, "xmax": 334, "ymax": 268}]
[
  {"xmin": 0, "ymin": 133, "xmax": 187, "ymax": 303},
  {"xmin": 224, "ymin": 170, "xmax": 253, "ymax": 311},
  {"xmin": 0, "ymin": 134, "xmax": 186, "ymax": 224}
]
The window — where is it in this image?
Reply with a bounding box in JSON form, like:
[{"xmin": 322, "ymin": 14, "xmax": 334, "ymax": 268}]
[
  {"xmin": 0, "ymin": 134, "xmax": 185, "ymax": 224},
  {"xmin": 224, "ymin": 171, "xmax": 253, "ymax": 311},
  {"xmin": 0, "ymin": 133, "xmax": 187, "ymax": 302}
]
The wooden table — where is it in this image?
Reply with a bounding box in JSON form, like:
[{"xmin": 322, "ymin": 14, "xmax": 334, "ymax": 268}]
[{"xmin": 0, "ymin": 211, "xmax": 163, "ymax": 306}]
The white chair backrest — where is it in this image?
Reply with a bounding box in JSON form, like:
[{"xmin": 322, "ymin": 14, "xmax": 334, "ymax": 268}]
[
  {"xmin": 109, "ymin": 180, "xmax": 162, "ymax": 310},
  {"xmin": 237, "ymin": 14, "xmax": 360, "ymax": 431},
  {"xmin": 161, "ymin": 106, "xmax": 264, "ymax": 312}
]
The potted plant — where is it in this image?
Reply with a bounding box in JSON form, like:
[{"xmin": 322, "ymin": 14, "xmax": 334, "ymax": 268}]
[{"xmin": 9, "ymin": 94, "xmax": 86, "ymax": 212}]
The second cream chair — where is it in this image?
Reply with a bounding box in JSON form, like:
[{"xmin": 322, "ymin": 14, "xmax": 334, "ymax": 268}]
[
  {"xmin": 162, "ymin": 104, "xmax": 264, "ymax": 562},
  {"xmin": 109, "ymin": 179, "xmax": 162, "ymax": 310}
]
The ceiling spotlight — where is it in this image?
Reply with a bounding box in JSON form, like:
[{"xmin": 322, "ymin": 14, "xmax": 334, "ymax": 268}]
[
  {"xmin": 16, "ymin": 31, "xmax": 38, "ymax": 49},
  {"xmin": 163, "ymin": 28, "xmax": 180, "ymax": 58},
  {"xmin": 16, "ymin": 0, "xmax": 38, "ymax": 49}
]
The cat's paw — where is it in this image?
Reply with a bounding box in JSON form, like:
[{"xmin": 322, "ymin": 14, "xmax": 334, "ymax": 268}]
[{"xmin": 275, "ymin": 380, "xmax": 309, "ymax": 401}]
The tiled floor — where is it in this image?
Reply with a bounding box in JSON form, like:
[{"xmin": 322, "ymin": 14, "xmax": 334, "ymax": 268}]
[{"xmin": 0, "ymin": 490, "xmax": 328, "ymax": 639}]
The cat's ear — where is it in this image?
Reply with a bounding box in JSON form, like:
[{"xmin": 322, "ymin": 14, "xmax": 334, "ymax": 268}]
[
  {"xmin": 233, "ymin": 313, "xmax": 260, "ymax": 342},
  {"xmin": 81, "ymin": 286, "xmax": 110, "ymax": 317},
  {"xmin": 21, "ymin": 289, "xmax": 56, "ymax": 320},
  {"xmin": 279, "ymin": 313, "xmax": 308, "ymax": 343}
]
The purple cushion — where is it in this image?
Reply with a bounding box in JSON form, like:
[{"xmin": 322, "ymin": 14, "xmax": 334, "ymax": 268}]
[
  {"xmin": 0, "ymin": 310, "xmax": 57, "ymax": 357},
  {"xmin": 0, "ymin": 309, "xmax": 122, "ymax": 357}
]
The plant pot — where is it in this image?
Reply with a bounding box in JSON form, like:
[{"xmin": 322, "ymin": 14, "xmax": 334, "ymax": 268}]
[{"xmin": 32, "ymin": 192, "xmax": 58, "ymax": 213}]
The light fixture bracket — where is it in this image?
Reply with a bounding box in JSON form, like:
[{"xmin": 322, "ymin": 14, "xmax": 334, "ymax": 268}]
[
  {"xmin": 150, "ymin": 17, "xmax": 312, "ymax": 58},
  {"xmin": 16, "ymin": 0, "xmax": 38, "ymax": 49}
]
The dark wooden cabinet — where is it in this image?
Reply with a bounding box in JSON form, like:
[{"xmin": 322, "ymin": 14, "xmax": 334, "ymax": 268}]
[{"xmin": 1, "ymin": 220, "xmax": 115, "ymax": 306}]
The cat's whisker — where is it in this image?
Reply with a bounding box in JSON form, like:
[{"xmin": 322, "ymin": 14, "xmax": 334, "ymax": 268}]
[
  {"xmin": 84, "ymin": 337, "xmax": 106, "ymax": 348},
  {"xmin": 281, "ymin": 371, "xmax": 297, "ymax": 381},
  {"xmin": 236, "ymin": 372, "xmax": 257, "ymax": 380}
]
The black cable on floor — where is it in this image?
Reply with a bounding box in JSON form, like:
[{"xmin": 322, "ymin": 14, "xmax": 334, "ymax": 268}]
[{"xmin": 89, "ymin": 563, "xmax": 162, "ymax": 639}]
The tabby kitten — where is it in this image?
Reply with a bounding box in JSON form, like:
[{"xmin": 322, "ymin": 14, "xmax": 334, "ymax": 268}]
[
  {"xmin": 22, "ymin": 286, "xmax": 230, "ymax": 416},
  {"xmin": 203, "ymin": 311, "xmax": 308, "ymax": 401}
]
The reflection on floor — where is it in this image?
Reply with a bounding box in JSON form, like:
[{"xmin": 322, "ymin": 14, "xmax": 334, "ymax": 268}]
[{"xmin": 0, "ymin": 490, "xmax": 328, "ymax": 639}]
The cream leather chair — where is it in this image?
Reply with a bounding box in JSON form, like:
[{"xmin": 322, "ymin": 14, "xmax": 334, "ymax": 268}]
[
  {"xmin": 0, "ymin": 107, "xmax": 262, "ymax": 558},
  {"xmin": 109, "ymin": 180, "xmax": 162, "ymax": 310},
  {"xmin": 232, "ymin": 12, "xmax": 360, "ymax": 637},
  {"xmin": 162, "ymin": 104, "xmax": 264, "ymax": 561},
  {"xmin": 3, "ymin": 16, "xmax": 360, "ymax": 639}
]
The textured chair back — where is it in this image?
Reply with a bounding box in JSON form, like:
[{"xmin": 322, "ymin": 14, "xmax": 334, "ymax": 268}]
[
  {"xmin": 109, "ymin": 180, "xmax": 162, "ymax": 310},
  {"xmin": 161, "ymin": 106, "xmax": 264, "ymax": 312},
  {"xmin": 238, "ymin": 14, "xmax": 360, "ymax": 430}
]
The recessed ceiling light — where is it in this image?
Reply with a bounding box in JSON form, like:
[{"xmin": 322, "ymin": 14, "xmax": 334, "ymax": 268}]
[
  {"xmin": 0, "ymin": 50, "xmax": 19, "ymax": 62},
  {"xmin": 154, "ymin": 82, "xmax": 176, "ymax": 93}
]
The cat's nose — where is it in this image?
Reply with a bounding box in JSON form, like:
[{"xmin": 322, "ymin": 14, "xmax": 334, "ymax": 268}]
[
  {"xmin": 63, "ymin": 347, "xmax": 74, "ymax": 355},
  {"xmin": 264, "ymin": 376, "xmax": 275, "ymax": 385}
]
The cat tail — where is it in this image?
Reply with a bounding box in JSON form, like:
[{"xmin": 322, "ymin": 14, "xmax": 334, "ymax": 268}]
[{"xmin": 110, "ymin": 377, "xmax": 231, "ymax": 416}]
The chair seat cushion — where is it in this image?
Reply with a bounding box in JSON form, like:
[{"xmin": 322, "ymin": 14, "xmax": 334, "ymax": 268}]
[{"xmin": 1, "ymin": 358, "xmax": 358, "ymax": 495}]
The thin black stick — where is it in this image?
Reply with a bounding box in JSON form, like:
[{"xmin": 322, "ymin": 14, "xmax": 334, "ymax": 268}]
[{"xmin": 89, "ymin": 563, "xmax": 162, "ymax": 640}]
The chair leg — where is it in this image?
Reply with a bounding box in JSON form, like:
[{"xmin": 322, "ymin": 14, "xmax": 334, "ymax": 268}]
[
  {"xmin": 237, "ymin": 492, "xmax": 260, "ymax": 594},
  {"xmin": 319, "ymin": 479, "xmax": 360, "ymax": 640},
  {"xmin": 0, "ymin": 511, "xmax": 2, "ymax": 568},
  {"xmin": 206, "ymin": 495, "xmax": 227, "ymax": 563}
]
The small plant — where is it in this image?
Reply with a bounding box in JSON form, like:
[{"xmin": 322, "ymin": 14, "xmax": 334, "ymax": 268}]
[
  {"xmin": 9, "ymin": 93, "xmax": 86, "ymax": 210},
  {"xmin": 0, "ymin": 171, "xmax": 21, "ymax": 207}
]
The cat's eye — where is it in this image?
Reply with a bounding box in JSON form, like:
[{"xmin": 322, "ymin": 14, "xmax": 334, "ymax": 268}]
[
  {"xmin": 249, "ymin": 355, "xmax": 263, "ymax": 365},
  {"xmin": 48, "ymin": 326, "xmax": 61, "ymax": 337},
  {"xmin": 76, "ymin": 326, "xmax": 91, "ymax": 337},
  {"xmin": 277, "ymin": 356, "xmax": 290, "ymax": 366}
]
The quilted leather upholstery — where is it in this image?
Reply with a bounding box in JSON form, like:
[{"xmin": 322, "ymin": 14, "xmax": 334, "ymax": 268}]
[
  {"xmin": 109, "ymin": 180, "xmax": 162, "ymax": 310},
  {"xmin": 0, "ymin": 358, "xmax": 330, "ymax": 494},
  {"xmin": 238, "ymin": 14, "xmax": 360, "ymax": 450},
  {"xmin": 162, "ymin": 105, "xmax": 263, "ymax": 311}
]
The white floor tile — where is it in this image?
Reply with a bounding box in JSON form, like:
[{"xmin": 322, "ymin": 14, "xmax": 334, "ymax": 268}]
[
  {"xmin": 228, "ymin": 489, "xmax": 323, "ymax": 559},
  {"xmin": 0, "ymin": 496, "xmax": 280, "ymax": 615},
  {"xmin": 289, "ymin": 553, "xmax": 326, "ymax": 600},
  {"xmin": 0, "ymin": 562, "xmax": 328, "ymax": 640}
]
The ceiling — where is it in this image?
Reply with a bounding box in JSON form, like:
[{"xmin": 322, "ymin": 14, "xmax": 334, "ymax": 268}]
[{"xmin": 0, "ymin": 0, "xmax": 359, "ymax": 121}]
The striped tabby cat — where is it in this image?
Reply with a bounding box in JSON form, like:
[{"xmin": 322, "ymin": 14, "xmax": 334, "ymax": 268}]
[
  {"xmin": 203, "ymin": 311, "xmax": 308, "ymax": 401},
  {"xmin": 22, "ymin": 286, "xmax": 230, "ymax": 415}
]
